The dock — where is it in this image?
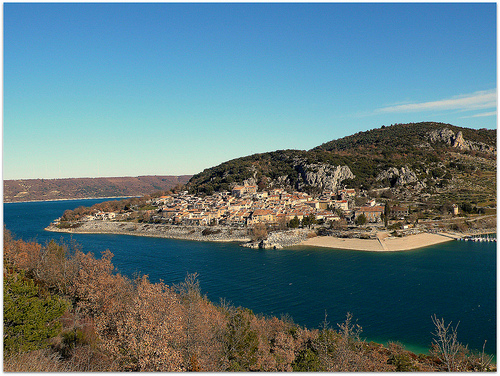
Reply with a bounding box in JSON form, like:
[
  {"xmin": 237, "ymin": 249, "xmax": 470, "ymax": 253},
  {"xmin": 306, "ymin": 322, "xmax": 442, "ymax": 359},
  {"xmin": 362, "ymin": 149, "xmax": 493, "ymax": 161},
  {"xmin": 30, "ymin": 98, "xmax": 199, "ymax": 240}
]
[{"xmin": 458, "ymin": 235, "xmax": 497, "ymax": 242}]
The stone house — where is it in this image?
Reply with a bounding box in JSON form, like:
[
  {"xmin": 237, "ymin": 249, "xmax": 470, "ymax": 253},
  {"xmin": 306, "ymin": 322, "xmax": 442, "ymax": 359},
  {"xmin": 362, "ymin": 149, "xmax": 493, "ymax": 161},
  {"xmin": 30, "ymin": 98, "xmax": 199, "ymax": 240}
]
[
  {"xmin": 232, "ymin": 185, "xmax": 258, "ymax": 198},
  {"xmin": 331, "ymin": 200, "xmax": 349, "ymax": 211},
  {"xmin": 248, "ymin": 209, "xmax": 276, "ymax": 224},
  {"xmin": 390, "ymin": 206, "xmax": 409, "ymax": 218},
  {"xmin": 355, "ymin": 206, "xmax": 384, "ymax": 223},
  {"xmin": 339, "ymin": 188, "xmax": 356, "ymax": 199}
]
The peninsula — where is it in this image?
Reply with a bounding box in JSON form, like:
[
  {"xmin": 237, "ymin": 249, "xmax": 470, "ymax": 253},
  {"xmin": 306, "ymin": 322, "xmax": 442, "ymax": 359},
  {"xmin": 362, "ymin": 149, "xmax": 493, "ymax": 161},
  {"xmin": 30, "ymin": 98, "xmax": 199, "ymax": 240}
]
[
  {"xmin": 46, "ymin": 123, "xmax": 496, "ymax": 251},
  {"xmin": 46, "ymin": 185, "xmax": 495, "ymax": 252}
]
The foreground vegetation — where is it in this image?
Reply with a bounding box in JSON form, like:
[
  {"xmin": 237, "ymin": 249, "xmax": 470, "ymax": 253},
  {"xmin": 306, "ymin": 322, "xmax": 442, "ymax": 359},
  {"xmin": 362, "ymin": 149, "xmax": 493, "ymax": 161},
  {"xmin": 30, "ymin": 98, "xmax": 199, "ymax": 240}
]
[{"xmin": 3, "ymin": 229, "xmax": 495, "ymax": 372}]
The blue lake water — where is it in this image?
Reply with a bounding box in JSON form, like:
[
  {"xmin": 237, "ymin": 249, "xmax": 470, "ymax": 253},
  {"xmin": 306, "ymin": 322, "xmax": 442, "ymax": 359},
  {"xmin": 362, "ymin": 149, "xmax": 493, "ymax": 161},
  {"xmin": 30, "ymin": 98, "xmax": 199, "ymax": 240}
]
[{"xmin": 3, "ymin": 198, "xmax": 496, "ymax": 356}]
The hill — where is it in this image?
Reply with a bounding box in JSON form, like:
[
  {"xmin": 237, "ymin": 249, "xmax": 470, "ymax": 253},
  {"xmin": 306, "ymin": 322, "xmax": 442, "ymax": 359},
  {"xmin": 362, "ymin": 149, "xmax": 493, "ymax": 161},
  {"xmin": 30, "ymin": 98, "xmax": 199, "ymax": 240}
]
[
  {"xmin": 187, "ymin": 122, "xmax": 496, "ymax": 210},
  {"xmin": 314, "ymin": 122, "xmax": 495, "ymax": 153},
  {"xmin": 3, "ymin": 175, "xmax": 192, "ymax": 202}
]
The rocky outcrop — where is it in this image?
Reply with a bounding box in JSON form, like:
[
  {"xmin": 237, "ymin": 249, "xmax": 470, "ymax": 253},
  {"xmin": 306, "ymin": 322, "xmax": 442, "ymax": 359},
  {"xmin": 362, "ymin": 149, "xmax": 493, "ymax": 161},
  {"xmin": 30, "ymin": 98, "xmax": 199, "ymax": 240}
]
[
  {"xmin": 376, "ymin": 166, "xmax": 425, "ymax": 189},
  {"xmin": 294, "ymin": 162, "xmax": 355, "ymax": 192},
  {"xmin": 428, "ymin": 128, "xmax": 456, "ymax": 145},
  {"xmin": 428, "ymin": 128, "xmax": 496, "ymax": 154},
  {"xmin": 242, "ymin": 177, "xmax": 258, "ymax": 187},
  {"xmin": 252, "ymin": 159, "xmax": 355, "ymax": 193},
  {"xmin": 241, "ymin": 228, "xmax": 312, "ymax": 249}
]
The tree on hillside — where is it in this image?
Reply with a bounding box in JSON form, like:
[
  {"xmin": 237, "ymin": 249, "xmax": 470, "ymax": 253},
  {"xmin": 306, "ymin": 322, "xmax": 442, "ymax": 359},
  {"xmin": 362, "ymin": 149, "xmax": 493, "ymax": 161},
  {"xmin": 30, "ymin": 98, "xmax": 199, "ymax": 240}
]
[
  {"xmin": 223, "ymin": 307, "xmax": 259, "ymax": 371},
  {"xmin": 4, "ymin": 272, "xmax": 69, "ymax": 355},
  {"xmin": 302, "ymin": 214, "xmax": 317, "ymax": 229},
  {"xmin": 355, "ymin": 214, "xmax": 367, "ymax": 226},
  {"xmin": 277, "ymin": 216, "xmax": 288, "ymax": 230},
  {"xmin": 288, "ymin": 216, "xmax": 300, "ymax": 229},
  {"xmin": 384, "ymin": 203, "xmax": 390, "ymax": 228}
]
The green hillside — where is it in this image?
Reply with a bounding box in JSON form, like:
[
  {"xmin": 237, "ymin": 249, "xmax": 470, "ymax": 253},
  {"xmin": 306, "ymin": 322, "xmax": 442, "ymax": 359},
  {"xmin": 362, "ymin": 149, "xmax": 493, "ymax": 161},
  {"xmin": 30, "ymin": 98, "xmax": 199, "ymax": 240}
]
[
  {"xmin": 187, "ymin": 122, "xmax": 496, "ymax": 205},
  {"xmin": 314, "ymin": 122, "xmax": 495, "ymax": 153}
]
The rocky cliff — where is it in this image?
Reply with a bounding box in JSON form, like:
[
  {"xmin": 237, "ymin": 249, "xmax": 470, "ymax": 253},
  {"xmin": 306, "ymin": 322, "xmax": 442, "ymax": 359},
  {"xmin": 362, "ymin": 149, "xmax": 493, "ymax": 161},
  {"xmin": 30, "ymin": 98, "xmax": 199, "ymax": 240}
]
[
  {"xmin": 294, "ymin": 160, "xmax": 355, "ymax": 192},
  {"xmin": 376, "ymin": 166, "xmax": 425, "ymax": 189},
  {"xmin": 242, "ymin": 160, "xmax": 354, "ymax": 192},
  {"xmin": 428, "ymin": 128, "xmax": 496, "ymax": 154}
]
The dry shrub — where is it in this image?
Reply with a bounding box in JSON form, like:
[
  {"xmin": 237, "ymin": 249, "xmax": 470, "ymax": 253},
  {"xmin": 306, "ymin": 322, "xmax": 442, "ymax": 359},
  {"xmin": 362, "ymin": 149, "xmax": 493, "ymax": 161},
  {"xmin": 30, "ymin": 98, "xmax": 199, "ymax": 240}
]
[
  {"xmin": 3, "ymin": 347, "xmax": 116, "ymax": 372},
  {"xmin": 182, "ymin": 297, "xmax": 228, "ymax": 371},
  {"xmin": 3, "ymin": 228, "xmax": 42, "ymax": 274},
  {"xmin": 62, "ymin": 345, "xmax": 119, "ymax": 371},
  {"xmin": 51, "ymin": 311, "xmax": 100, "ymax": 360},
  {"xmin": 315, "ymin": 312, "xmax": 368, "ymax": 372},
  {"xmin": 251, "ymin": 223, "xmax": 268, "ymax": 241},
  {"xmin": 429, "ymin": 315, "xmax": 494, "ymax": 372},
  {"xmin": 108, "ymin": 275, "xmax": 185, "ymax": 371},
  {"xmin": 71, "ymin": 250, "xmax": 133, "ymax": 316},
  {"xmin": 35, "ymin": 240, "xmax": 79, "ymax": 294},
  {"xmin": 4, "ymin": 349, "xmax": 63, "ymax": 372},
  {"xmin": 307, "ymin": 231, "xmax": 317, "ymax": 239},
  {"xmin": 386, "ymin": 341, "xmax": 420, "ymax": 371},
  {"xmin": 251, "ymin": 316, "xmax": 297, "ymax": 371},
  {"xmin": 176, "ymin": 274, "xmax": 227, "ymax": 371}
]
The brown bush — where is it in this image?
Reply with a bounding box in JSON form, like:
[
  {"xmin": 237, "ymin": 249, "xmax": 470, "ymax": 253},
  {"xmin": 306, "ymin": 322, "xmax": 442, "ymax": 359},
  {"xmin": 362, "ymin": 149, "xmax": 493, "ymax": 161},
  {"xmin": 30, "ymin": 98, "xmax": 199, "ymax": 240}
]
[
  {"xmin": 3, "ymin": 228, "xmax": 42, "ymax": 275},
  {"xmin": 175, "ymin": 273, "xmax": 227, "ymax": 371},
  {"xmin": 3, "ymin": 347, "xmax": 117, "ymax": 372},
  {"xmin": 251, "ymin": 223, "xmax": 268, "ymax": 242},
  {"xmin": 306, "ymin": 231, "xmax": 317, "ymax": 239},
  {"xmin": 106, "ymin": 275, "xmax": 185, "ymax": 371}
]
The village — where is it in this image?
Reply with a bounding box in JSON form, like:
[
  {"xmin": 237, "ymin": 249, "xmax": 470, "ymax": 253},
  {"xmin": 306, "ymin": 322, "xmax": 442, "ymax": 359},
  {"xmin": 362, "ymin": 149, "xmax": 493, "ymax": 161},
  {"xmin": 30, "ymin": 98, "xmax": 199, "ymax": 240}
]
[{"xmin": 78, "ymin": 184, "xmax": 412, "ymax": 229}]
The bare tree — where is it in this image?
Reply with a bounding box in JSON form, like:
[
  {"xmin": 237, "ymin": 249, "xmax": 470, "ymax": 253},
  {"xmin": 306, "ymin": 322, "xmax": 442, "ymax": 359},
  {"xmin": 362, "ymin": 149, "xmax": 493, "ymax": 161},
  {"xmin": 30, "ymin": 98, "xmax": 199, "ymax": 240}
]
[
  {"xmin": 251, "ymin": 223, "xmax": 268, "ymax": 242},
  {"xmin": 430, "ymin": 314, "xmax": 466, "ymax": 371},
  {"xmin": 315, "ymin": 312, "xmax": 365, "ymax": 372},
  {"xmin": 334, "ymin": 312, "xmax": 365, "ymax": 371},
  {"xmin": 469, "ymin": 341, "xmax": 495, "ymax": 371}
]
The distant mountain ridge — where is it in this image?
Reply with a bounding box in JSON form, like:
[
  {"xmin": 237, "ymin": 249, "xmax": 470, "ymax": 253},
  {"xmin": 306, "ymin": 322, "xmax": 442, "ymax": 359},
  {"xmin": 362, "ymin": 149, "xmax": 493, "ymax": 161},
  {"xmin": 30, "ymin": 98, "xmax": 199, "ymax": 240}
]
[
  {"xmin": 187, "ymin": 122, "xmax": 496, "ymax": 207},
  {"xmin": 4, "ymin": 175, "xmax": 192, "ymax": 202}
]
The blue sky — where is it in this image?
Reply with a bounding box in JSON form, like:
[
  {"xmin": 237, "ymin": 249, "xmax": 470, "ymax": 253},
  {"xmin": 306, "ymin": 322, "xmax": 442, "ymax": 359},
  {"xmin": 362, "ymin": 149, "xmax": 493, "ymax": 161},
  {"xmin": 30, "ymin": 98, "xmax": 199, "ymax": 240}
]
[{"xmin": 3, "ymin": 3, "xmax": 497, "ymax": 180}]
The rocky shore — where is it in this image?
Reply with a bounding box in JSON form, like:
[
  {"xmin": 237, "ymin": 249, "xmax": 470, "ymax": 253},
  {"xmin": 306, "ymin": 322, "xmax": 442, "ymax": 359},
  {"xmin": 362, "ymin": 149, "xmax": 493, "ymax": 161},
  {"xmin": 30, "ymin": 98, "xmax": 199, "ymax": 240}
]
[
  {"xmin": 45, "ymin": 220, "xmax": 496, "ymax": 252},
  {"xmin": 46, "ymin": 221, "xmax": 318, "ymax": 249},
  {"xmin": 241, "ymin": 228, "xmax": 314, "ymax": 249}
]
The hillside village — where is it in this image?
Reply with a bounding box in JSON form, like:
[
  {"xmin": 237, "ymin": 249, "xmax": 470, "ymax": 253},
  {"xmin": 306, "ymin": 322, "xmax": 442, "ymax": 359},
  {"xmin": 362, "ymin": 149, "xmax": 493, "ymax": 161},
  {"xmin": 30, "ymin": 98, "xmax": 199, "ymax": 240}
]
[
  {"xmin": 59, "ymin": 184, "xmax": 412, "ymax": 230},
  {"xmin": 52, "ymin": 123, "xmax": 497, "ymax": 242}
]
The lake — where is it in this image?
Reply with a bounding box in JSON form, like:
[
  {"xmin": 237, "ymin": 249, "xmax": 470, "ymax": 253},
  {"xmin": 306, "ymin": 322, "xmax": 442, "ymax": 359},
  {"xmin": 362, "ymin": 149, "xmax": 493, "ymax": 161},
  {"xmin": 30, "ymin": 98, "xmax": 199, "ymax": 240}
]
[{"xmin": 3, "ymin": 198, "xmax": 496, "ymax": 356}]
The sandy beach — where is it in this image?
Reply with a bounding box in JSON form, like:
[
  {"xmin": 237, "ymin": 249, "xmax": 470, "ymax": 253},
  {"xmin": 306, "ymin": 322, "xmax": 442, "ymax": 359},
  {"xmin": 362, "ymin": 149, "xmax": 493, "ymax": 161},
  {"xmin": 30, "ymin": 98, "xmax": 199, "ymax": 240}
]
[{"xmin": 299, "ymin": 232, "xmax": 458, "ymax": 252}]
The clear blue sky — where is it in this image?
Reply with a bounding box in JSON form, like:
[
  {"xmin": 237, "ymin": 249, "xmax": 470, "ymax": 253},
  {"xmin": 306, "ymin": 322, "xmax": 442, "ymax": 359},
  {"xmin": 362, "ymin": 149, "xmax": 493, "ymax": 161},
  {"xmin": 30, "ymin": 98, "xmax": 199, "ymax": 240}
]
[{"xmin": 3, "ymin": 3, "xmax": 497, "ymax": 180}]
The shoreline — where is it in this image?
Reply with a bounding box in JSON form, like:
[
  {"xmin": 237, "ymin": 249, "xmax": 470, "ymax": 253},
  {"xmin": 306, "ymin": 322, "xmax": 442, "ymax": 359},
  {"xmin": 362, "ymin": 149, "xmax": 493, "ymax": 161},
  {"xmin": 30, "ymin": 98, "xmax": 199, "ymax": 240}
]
[
  {"xmin": 44, "ymin": 221, "xmax": 495, "ymax": 252},
  {"xmin": 45, "ymin": 221, "xmax": 252, "ymax": 243},
  {"xmin": 5, "ymin": 196, "xmax": 138, "ymax": 204}
]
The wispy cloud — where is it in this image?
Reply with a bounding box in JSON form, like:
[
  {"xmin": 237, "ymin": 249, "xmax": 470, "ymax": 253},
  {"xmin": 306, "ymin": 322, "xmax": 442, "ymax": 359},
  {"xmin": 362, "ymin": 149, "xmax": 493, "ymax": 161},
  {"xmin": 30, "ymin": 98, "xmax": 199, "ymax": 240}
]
[
  {"xmin": 462, "ymin": 111, "xmax": 497, "ymax": 118},
  {"xmin": 377, "ymin": 89, "xmax": 497, "ymax": 114}
]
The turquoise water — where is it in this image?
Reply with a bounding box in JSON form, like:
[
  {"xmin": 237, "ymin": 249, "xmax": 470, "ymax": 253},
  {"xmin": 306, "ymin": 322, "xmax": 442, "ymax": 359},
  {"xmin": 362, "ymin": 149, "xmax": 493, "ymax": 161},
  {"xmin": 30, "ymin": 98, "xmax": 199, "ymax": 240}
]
[{"xmin": 4, "ymin": 199, "xmax": 496, "ymax": 356}]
